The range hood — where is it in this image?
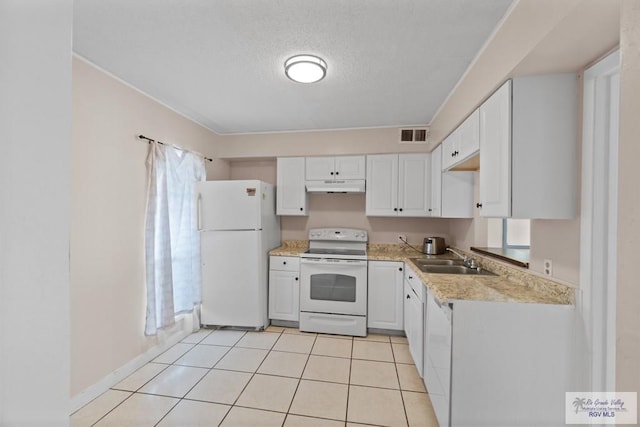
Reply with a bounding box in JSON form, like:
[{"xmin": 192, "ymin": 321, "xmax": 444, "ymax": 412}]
[{"xmin": 305, "ymin": 180, "xmax": 366, "ymax": 193}]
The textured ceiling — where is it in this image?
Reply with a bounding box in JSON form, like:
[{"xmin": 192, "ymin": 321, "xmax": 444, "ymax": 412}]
[{"xmin": 73, "ymin": 0, "xmax": 513, "ymax": 134}]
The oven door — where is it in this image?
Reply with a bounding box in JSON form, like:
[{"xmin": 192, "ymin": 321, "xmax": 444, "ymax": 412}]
[{"xmin": 299, "ymin": 258, "xmax": 367, "ymax": 316}]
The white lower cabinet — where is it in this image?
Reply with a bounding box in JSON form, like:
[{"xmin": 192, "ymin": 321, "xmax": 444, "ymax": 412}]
[
  {"xmin": 367, "ymin": 261, "xmax": 404, "ymax": 331},
  {"xmin": 423, "ymin": 295, "xmax": 575, "ymax": 426},
  {"xmin": 268, "ymin": 256, "xmax": 300, "ymax": 322},
  {"xmin": 403, "ymin": 264, "xmax": 424, "ymax": 377},
  {"xmin": 424, "ymin": 289, "xmax": 452, "ymax": 427}
]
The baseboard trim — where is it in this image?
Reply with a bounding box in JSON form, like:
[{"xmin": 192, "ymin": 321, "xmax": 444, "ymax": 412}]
[{"xmin": 69, "ymin": 323, "xmax": 192, "ymax": 413}]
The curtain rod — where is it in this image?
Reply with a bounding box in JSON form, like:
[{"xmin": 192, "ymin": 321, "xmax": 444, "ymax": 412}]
[{"xmin": 137, "ymin": 134, "xmax": 213, "ymax": 162}]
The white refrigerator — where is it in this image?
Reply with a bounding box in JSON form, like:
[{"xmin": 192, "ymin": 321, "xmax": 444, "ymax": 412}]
[{"xmin": 196, "ymin": 180, "xmax": 281, "ymax": 329}]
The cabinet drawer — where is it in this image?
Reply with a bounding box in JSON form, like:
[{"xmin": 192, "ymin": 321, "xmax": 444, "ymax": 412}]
[
  {"xmin": 404, "ymin": 264, "xmax": 423, "ymax": 302},
  {"xmin": 270, "ymin": 256, "xmax": 300, "ymax": 272}
]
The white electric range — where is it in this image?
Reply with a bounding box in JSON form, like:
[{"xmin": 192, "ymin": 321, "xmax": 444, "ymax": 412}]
[{"xmin": 299, "ymin": 228, "xmax": 368, "ymax": 336}]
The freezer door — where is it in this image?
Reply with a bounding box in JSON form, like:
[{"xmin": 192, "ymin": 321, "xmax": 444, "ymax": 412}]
[
  {"xmin": 200, "ymin": 230, "xmax": 268, "ymax": 328},
  {"xmin": 196, "ymin": 180, "xmax": 262, "ymax": 231}
]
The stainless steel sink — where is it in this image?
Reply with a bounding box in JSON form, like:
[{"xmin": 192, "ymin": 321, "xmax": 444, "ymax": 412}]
[
  {"xmin": 410, "ymin": 258, "xmax": 465, "ymax": 267},
  {"xmin": 410, "ymin": 259, "xmax": 496, "ymax": 276}
]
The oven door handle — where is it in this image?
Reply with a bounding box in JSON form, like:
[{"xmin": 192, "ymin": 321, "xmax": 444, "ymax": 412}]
[{"xmin": 300, "ymin": 258, "xmax": 368, "ymax": 266}]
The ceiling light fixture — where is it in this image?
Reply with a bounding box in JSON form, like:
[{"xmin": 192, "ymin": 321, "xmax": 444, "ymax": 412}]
[{"xmin": 284, "ymin": 54, "xmax": 327, "ymax": 83}]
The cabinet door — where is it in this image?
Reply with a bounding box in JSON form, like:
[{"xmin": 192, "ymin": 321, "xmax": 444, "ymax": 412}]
[
  {"xmin": 398, "ymin": 153, "xmax": 430, "ymax": 217},
  {"xmin": 404, "ymin": 280, "xmax": 424, "ymax": 376},
  {"xmin": 367, "ymin": 261, "xmax": 404, "ymax": 330},
  {"xmin": 424, "ymin": 291, "xmax": 451, "ymax": 427},
  {"xmin": 441, "ymin": 130, "xmax": 459, "ymax": 171},
  {"xmin": 458, "ymin": 109, "xmax": 480, "ymax": 160},
  {"xmin": 305, "ymin": 157, "xmax": 335, "ymax": 180},
  {"xmin": 276, "ymin": 157, "xmax": 308, "ymax": 216},
  {"xmin": 429, "ymin": 146, "xmax": 442, "ymax": 217},
  {"xmin": 403, "ymin": 280, "xmax": 413, "ymax": 347},
  {"xmin": 479, "ymin": 80, "xmax": 512, "ymax": 217},
  {"xmin": 366, "ymin": 154, "xmax": 398, "ymax": 216},
  {"xmin": 335, "ymin": 156, "xmax": 366, "ymax": 180},
  {"xmin": 268, "ymin": 269, "xmax": 299, "ymax": 321}
]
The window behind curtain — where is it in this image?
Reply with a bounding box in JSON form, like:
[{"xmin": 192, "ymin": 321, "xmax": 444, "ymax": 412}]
[{"xmin": 144, "ymin": 142, "xmax": 206, "ymax": 336}]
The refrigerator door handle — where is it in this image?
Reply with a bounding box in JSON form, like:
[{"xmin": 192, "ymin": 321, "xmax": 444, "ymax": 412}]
[{"xmin": 197, "ymin": 193, "xmax": 202, "ymax": 231}]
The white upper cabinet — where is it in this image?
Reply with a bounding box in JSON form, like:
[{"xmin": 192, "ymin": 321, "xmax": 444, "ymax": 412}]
[
  {"xmin": 441, "ymin": 130, "xmax": 459, "ymax": 171},
  {"xmin": 442, "ymin": 109, "xmax": 480, "ymax": 171},
  {"xmin": 429, "ymin": 145, "xmax": 442, "ymax": 217},
  {"xmin": 479, "ymin": 74, "xmax": 578, "ymax": 219},
  {"xmin": 305, "ymin": 156, "xmax": 365, "ymax": 180},
  {"xmin": 479, "ymin": 81, "xmax": 512, "ymax": 217},
  {"xmin": 458, "ymin": 109, "xmax": 480, "ymax": 160},
  {"xmin": 366, "ymin": 153, "xmax": 430, "ymax": 217},
  {"xmin": 305, "ymin": 157, "xmax": 334, "ymax": 180},
  {"xmin": 334, "ymin": 156, "xmax": 366, "ymax": 179},
  {"xmin": 398, "ymin": 153, "xmax": 431, "ymax": 216},
  {"xmin": 365, "ymin": 154, "xmax": 398, "ymax": 216},
  {"xmin": 276, "ymin": 157, "xmax": 308, "ymax": 216}
]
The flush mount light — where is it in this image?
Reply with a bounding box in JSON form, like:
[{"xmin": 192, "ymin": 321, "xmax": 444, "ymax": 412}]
[{"xmin": 284, "ymin": 54, "xmax": 327, "ymax": 83}]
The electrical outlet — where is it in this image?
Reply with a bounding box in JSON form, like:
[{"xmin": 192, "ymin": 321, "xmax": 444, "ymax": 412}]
[
  {"xmin": 397, "ymin": 234, "xmax": 407, "ymax": 243},
  {"xmin": 543, "ymin": 259, "xmax": 553, "ymax": 276}
]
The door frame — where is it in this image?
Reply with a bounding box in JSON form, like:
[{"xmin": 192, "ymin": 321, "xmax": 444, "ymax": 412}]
[{"xmin": 579, "ymin": 49, "xmax": 620, "ymax": 392}]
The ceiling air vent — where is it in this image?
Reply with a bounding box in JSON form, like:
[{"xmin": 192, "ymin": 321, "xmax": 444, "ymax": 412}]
[{"xmin": 399, "ymin": 127, "xmax": 429, "ymax": 144}]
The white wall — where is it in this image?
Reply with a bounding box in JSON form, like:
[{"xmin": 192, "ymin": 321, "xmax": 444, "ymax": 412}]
[
  {"xmin": 219, "ymin": 127, "xmax": 429, "ymax": 159},
  {"xmin": 0, "ymin": 1, "xmax": 72, "ymax": 424},
  {"xmin": 71, "ymin": 58, "xmax": 223, "ymax": 397}
]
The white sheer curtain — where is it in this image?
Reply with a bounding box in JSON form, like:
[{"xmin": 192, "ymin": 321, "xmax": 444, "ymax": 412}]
[{"xmin": 144, "ymin": 141, "xmax": 206, "ymax": 336}]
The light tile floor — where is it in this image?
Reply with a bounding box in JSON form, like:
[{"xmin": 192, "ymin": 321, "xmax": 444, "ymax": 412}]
[{"xmin": 71, "ymin": 327, "xmax": 439, "ymax": 427}]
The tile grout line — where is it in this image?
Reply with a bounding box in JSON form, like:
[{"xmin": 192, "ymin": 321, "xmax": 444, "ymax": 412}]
[
  {"xmin": 281, "ymin": 332, "xmax": 318, "ymax": 425},
  {"xmin": 346, "ymin": 335, "xmax": 355, "ymax": 425},
  {"xmin": 391, "ymin": 340, "xmax": 411, "ymax": 427},
  {"xmin": 215, "ymin": 328, "xmax": 280, "ymax": 426},
  {"xmin": 152, "ymin": 328, "xmax": 243, "ymax": 427},
  {"xmin": 88, "ymin": 329, "xmax": 216, "ymax": 426}
]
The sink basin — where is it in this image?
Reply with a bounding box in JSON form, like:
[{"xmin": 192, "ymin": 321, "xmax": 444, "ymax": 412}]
[
  {"xmin": 412, "ymin": 262, "xmax": 497, "ymax": 276},
  {"xmin": 410, "ymin": 258, "xmax": 465, "ymax": 267}
]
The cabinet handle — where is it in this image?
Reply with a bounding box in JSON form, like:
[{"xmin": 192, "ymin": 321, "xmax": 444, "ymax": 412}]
[
  {"xmin": 283, "ymin": 261, "xmax": 287, "ymax": 265},
  {"xmin": 335, "ymin": 171, "xmax": 339, "ymax": 175},
  {"xmin": 476, "ymin": 202, "xmax": 483, "ymax": 208},
  {"xmin": 300, "ymin": 207, "xmax": 303, "ymax": 211},
  {"xmin": 408, "ymin": 276, "xmax": 413, "ymax": 279},
  {"xmin": 399, "ymin": 267, "xmax": 403, "ymax": 272},
  {"xmin": 406, "ymin": 294, "xmax": 411, "ymax": 299},
  {"xmin": 330, "ymin": 171, "xmax": 334, "ymax": 175},
  {"xmin": 394, "ymin": 208, "xmax": 398, "ymax": 212},
  {"xmin": 295, "ymin": 277, "xmax": 299, "ymax": 281},
  {"xmin": 399, "ymin": 208, "xmax": 403, "ymax": 212},
  {"xmin": 428, "ymin": 208, "xmax": 432, "ymax": 212}
]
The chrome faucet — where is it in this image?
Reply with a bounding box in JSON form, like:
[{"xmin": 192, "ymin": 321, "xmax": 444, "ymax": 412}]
[{"xmin": 446, "ymin": 248, "xmax": 478, "ymax": 269}]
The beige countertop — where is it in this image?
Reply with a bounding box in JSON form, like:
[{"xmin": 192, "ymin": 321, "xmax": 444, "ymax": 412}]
[
  {"xmin": 269, "ymin": 242, "xmax": 574, "ymax": 306},
  {"xmin": 269, "ymin": 240, "xmax": 308, "ymax": 257}
]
